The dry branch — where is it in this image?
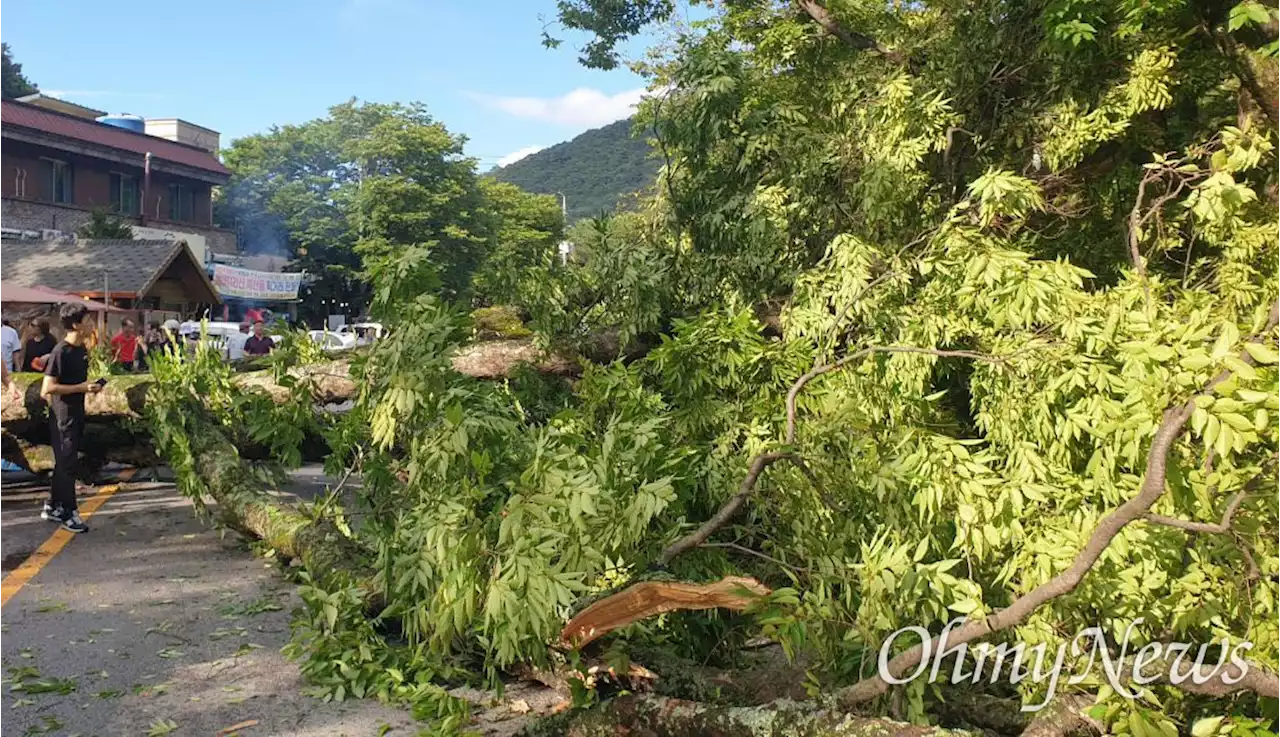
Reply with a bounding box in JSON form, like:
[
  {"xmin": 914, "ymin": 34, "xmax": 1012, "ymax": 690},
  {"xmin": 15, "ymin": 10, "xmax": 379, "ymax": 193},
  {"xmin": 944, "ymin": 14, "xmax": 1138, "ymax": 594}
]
[{"xmin": 558, "ymin": 576, "xmax": 770, "ymax": 649}]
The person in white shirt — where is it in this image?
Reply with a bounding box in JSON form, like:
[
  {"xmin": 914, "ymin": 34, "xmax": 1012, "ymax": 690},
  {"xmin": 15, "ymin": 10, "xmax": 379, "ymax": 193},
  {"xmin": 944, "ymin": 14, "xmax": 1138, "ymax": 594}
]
[
  {"xmin": 225, "ymin": 323, "xmax": 250, "ymax": 361},
  {"xmin": 0, "ymin": 320, "xmax": 21, "ymax": 372}
]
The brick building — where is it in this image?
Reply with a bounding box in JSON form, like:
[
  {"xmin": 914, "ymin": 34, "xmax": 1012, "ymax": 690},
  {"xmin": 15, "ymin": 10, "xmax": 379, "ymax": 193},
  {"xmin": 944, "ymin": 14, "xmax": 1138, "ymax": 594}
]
[{"xmin": 0, "ymin": 97, "xmax": 237, "ymax": 263}]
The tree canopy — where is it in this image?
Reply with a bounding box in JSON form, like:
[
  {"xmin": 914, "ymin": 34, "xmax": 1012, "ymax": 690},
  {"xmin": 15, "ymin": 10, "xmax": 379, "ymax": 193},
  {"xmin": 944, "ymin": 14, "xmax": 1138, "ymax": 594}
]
[
  {"xmin": 2, "ymin": 42, "xmax": 37, "ymax": 99},
  {"xmin": 217, "ymin": 99, "xmax": 563, "ymax": 319}
]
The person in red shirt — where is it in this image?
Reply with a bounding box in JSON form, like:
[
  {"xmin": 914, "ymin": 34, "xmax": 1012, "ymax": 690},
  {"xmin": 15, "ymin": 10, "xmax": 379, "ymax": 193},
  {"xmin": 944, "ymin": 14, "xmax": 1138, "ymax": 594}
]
[{"xmin": 110, "ymin": 319, "xmax": 143, "ymax": 371}]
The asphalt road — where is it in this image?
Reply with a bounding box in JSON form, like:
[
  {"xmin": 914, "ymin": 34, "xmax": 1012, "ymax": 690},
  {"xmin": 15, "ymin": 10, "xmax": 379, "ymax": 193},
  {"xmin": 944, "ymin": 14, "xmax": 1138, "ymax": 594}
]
[{"xmin": 0, "ymin": 469, "xmax": 422, "ymax": 737}]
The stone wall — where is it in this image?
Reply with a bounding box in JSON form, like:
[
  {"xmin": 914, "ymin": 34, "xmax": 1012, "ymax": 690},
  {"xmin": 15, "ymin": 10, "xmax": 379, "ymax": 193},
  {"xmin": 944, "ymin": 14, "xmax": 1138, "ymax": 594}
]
[
  {"xmin": 1, "ymin": 198, "xmax": 237, "ymax": 255},
  {"xmin": 1, "ymin": 198, "xmax": 94, "ymax": 233}
]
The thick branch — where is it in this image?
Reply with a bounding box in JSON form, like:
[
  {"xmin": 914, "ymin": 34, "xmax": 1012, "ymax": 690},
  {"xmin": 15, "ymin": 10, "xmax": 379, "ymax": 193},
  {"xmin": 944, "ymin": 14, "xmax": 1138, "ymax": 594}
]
[
  {"xmin": 658, "ymin": 451, "xmax": 791, "ymax": 565},
  {"xmin": 549, "ymin": 694, "xmax": 978, "ymax": 737},
  {"xmin": 1204, "ymin": 22, "xmax": 1279, "ymax": 130},
  {"xmin": 795, "ymin": 0, "xmax": 904, "ymax": 63},
  {"xmin": 836, "ymin": 300, "xmax": 1280, "ymax": 709}
]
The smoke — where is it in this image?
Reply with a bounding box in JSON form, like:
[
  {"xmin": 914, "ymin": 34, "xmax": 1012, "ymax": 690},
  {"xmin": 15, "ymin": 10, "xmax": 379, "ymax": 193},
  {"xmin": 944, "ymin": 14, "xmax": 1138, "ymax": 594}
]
[{"xmin": 215, "ymin": 178, "xmax": 291, "ymax": 259}]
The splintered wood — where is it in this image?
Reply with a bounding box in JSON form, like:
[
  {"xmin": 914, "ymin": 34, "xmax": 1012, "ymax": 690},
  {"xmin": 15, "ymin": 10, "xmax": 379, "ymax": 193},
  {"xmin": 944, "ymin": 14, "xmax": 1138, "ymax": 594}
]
[{"xmin": 558, "ymin": 576, "xmax": 770, "ymax": 649}]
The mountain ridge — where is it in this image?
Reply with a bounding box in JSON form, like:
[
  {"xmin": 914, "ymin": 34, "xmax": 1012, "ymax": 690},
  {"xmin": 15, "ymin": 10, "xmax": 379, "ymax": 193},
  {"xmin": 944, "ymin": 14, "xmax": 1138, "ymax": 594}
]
[{"xmin": 488, "ymin": 118, "xmax": 660, "ymax": 222}]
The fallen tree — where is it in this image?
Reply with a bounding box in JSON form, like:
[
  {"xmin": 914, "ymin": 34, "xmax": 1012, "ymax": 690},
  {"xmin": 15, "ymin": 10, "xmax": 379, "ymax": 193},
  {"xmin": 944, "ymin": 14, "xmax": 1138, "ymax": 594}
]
[
  {"xmin": 0, "ymin": 338, "xmax": 579, "ymax": 424},
  {"xmin": 536, "ymin": 695, "xmax": 978, "ymax": 737}
]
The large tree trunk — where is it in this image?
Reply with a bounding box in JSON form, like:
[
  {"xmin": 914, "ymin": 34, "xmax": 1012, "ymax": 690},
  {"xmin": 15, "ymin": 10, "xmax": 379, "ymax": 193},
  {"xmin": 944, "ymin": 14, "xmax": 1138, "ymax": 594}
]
[
  {"xmin": 541, "ymin": 695, "xmax": 978, "ymax": 737},
  {"xmin": 1, "ymin": 339, "xmax": 578, "ymax": 423},
  {"xmin": 181, "ymin": 409, "xmax": 377, "ymax": 598},
  {"xmin": 0, "ymin": 361, "xmax": 358, "ymax": 424}
]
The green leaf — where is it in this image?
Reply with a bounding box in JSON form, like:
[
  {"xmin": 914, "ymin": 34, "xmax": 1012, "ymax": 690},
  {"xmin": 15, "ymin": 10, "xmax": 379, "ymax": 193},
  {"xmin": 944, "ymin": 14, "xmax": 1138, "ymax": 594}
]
[
  {"xmin": 1191, "ymin": 716, "xmax": 1225, "ymax": 737},
  {"xmin": 1243, "ymin": 342, "xmax": 1279, "ymax": 364},
  {"xmin": 1222, "ymin": 355, "xmax": 1257, "ymax": 380},
  {"xmin": 1181, "ymin": 354, "xmax": 1212, "ymax": 371}
]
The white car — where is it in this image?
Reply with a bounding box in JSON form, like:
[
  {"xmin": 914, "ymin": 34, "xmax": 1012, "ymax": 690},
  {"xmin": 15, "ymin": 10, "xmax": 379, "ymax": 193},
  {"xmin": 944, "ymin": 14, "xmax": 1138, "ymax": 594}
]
[
  {"xmin": 307, "ymin": 330, "xmax": 356, "ymax": 352},
  {"xmin": 336, "ymin": 322, "xmax": 385, "ymax": 345}
]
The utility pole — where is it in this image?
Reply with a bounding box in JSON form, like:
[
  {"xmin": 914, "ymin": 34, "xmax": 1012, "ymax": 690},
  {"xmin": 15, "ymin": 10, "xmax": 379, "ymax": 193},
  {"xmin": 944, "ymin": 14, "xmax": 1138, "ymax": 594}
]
[{"xmin": 554, "ymin": 192, "xmax": 571, "ymax": 265}]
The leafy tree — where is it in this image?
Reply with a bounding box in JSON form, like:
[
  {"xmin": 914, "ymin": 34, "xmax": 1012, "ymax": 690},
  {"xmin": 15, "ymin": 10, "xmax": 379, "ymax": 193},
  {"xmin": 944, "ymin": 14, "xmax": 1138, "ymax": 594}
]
[
  {"xmin": 220, "ymin": 99, "xmax": 553, "ymax": 316},
  {"xmin": 77, "ymin": 208, "xmax": 135, "ymax": 239},
  {"xmin": 1, "ymin": 42, "xmax": 37, "ymax": 99},
  {"xmin": 470, "ymin": 179, "xmax": 564, "ymax": 307}
]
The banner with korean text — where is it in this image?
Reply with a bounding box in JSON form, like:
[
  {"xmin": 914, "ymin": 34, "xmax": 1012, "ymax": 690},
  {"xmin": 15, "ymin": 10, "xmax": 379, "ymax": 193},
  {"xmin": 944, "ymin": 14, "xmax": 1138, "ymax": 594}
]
[{"xmin": 212, "ymin": 265, "xmax": 304, "ymax": 301}]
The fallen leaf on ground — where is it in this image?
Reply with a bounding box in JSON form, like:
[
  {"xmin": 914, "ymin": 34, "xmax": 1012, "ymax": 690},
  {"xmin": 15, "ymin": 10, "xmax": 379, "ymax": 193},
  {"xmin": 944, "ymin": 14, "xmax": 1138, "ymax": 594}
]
[{"xmin": 216, "ymin": 719, "xmax": 259, "ymax": 735}]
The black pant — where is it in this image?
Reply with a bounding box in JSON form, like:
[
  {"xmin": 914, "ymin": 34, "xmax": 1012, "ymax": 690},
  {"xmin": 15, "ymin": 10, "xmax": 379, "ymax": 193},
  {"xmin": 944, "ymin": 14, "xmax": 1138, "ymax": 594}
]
[{"xmin": 49, "ymin": 406, "xmax": 84, "ymax": 512}]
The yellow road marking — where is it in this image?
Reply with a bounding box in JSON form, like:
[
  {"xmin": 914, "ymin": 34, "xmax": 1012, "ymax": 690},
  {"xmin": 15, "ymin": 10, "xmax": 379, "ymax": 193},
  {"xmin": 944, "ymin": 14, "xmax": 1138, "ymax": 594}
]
[{"xmin": 1, "ymin": 469, "xmax": 137, "ymax": 608}]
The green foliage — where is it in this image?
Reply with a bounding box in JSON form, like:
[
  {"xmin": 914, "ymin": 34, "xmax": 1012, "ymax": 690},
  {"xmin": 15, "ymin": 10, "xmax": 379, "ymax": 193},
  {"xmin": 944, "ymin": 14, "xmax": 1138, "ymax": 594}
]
[
  {"xmin": 470, "ymin": 305, "xmax": 532, "ymax": 339},
  {"xmin": 151, "ymin": 0, "xmax": 1280, "ymax": 728},
  {"xmin": 1, "ymin": 42, "xmax": 36, "ymax": 99},
  {"xmin": 221, "ymin": 99, "xmax": 570, "ymax": 315},
  {"xmin": 77, "ymin": 208, "xmax": 135, "ymax": 240},
  {"xmin": 283, "ymin": 574, "xmax": 475, "ymax": 735},
  {"xmin": 488, "ymin": 118, "xmax": 660, "ymax": 222}
]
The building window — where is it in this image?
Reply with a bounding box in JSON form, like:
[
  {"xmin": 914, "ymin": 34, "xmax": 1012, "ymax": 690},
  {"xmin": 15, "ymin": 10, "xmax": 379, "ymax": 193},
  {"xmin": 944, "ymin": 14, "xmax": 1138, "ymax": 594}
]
[
  {"xmin": 109, "ymin": 173, "xmax": 139, "ymax": 215},
  {"xmin": 40, "ymin": 159, "xmax": 73, "ymax": 203},
  {"xmin": 168, "ymin": 183, "xmax": 194, "ymax": 221}
]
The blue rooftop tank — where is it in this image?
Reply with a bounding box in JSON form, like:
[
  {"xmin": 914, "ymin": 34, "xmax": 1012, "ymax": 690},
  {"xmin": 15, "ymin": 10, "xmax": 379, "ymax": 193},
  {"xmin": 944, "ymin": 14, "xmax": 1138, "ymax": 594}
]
[{"xmin": 95, "ymin": 114, "xmax": 146, "ymax": 133}]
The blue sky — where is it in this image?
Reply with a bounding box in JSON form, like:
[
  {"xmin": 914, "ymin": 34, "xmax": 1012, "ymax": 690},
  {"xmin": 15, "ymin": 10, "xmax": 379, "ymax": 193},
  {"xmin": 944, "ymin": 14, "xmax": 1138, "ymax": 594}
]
[{"xmin": 2, "ymin": 0, "xmax": 668, "ymax": 169}]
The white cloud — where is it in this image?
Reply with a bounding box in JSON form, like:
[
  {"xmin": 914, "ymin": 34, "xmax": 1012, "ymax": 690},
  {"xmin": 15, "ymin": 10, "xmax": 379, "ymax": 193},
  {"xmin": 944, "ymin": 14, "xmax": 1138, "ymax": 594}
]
[
  {"xmin": 469, "ymin": 87, "xmax": 646, "ymax": 128},
  {"xmin": 496, "ymin": 145, "xmax": 547, "ymax": 168}
]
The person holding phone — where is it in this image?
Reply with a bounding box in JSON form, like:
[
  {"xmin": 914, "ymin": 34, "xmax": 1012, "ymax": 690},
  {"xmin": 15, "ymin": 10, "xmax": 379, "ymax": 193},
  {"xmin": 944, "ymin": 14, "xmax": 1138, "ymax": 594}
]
[{"xmin": 39, "ymin": 303, "xmax": 102, "ymax": 533}]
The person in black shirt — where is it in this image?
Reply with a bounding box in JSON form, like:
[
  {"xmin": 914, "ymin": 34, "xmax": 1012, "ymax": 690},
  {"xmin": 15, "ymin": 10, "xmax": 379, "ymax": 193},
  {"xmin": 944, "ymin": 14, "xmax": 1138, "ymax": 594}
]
[
  {"xmin": 40, "ymin": 304, "xmax": 102, "ymax": 533},
  {"xmin": 242, "ymin": 320, "xmax": 275, "ymax": 357},
  {"xmin": 22, "ymin": 318, "xmax": 56, "ymax": 372}
]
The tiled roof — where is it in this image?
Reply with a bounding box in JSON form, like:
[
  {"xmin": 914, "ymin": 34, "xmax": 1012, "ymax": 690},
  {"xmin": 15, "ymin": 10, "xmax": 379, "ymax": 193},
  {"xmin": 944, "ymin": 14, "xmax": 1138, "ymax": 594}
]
[
  {"xmin": 0, "ymin": 239, "xmax": 220, "ymax": 303},
  {"xmin": 1, "ymin": 100, "xmax": 230, "ymax": 177}
]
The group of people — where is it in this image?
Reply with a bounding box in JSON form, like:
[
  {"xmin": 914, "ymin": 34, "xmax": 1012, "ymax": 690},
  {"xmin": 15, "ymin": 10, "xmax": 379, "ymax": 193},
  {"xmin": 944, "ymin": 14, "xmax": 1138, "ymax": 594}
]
[
  {"xmin": 0, "ymin": 311, "xmax": 278, "ymax": 536},
  {"xmin": 2, "ymin": 317, "xmax": 58, "ymax": 375},
  {"xmin": 107, "ymin": 318, "xmax": 276, "ymax": 369}
]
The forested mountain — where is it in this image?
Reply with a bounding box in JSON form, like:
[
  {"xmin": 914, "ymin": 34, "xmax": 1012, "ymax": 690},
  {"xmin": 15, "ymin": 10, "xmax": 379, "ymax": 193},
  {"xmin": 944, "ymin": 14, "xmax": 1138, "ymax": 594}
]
[{"xmin": 488, "ymin": 118, "xmax": 659, "ymax": 221}]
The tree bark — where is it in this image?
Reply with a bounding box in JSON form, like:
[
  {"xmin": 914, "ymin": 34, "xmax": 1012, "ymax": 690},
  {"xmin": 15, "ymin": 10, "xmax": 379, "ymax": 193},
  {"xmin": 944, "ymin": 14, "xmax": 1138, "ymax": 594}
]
[
  {"xmin": 540, "ymin": 694, "xmax": 978, "ymax": 737},
  {"xmin": 182, "ymin": 409, "xmax": 377, "ymax": 599},
  {"xmin": 0, "ymin": 339, "xmax": 581, "ymax": 423}
]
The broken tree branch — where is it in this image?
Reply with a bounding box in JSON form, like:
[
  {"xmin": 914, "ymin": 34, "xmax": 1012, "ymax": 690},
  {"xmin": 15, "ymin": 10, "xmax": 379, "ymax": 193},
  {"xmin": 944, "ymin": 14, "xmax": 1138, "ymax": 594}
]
[
  {"xmin": 558, "ymin": 577, "xmax": 770, "ymax": 650},
  {"xmin": 835, "ymin": 299, "xmax": 1280, "ymax": 709},
  {"xmin": 659, "ymin": 451, "xmax": 792, "ymax": 566}
]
